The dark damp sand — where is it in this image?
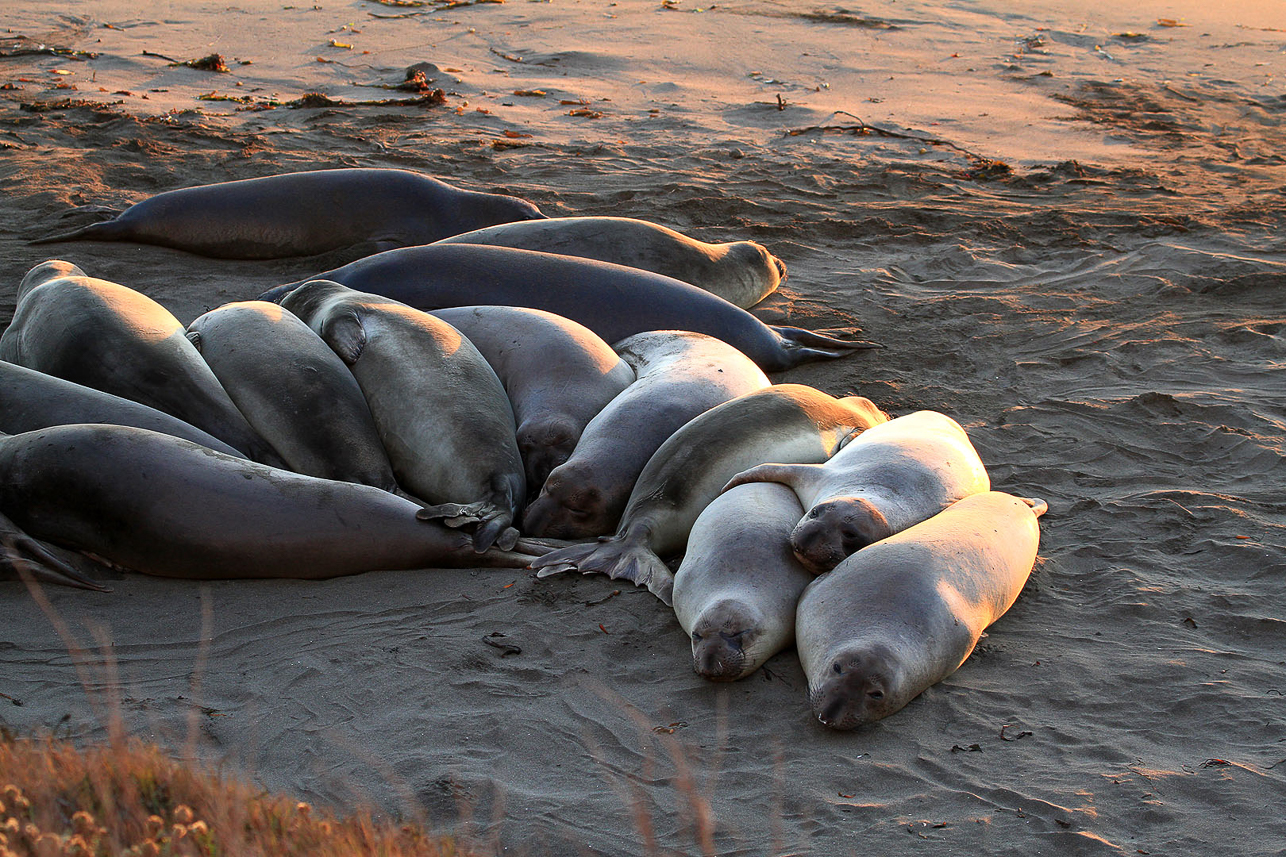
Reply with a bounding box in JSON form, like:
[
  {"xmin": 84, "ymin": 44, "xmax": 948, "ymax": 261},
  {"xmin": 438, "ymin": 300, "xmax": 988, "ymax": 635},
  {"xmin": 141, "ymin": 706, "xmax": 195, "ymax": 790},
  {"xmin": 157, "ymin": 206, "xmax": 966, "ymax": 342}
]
[{"xmin": 1, "ymin": 1, "xmax": 1284, "ymax": 854}]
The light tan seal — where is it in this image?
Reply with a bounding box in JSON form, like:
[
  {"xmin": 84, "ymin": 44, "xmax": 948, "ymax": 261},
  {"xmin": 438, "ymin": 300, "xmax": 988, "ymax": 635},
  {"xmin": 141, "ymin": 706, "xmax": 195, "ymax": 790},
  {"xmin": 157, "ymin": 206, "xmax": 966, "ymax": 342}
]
[
  {"xmin": 279, "ymin": 280, "xmax": 525, "ymax": 551},
  {"xmin": 0, "ymin": 261, "xmax": 281, "ymax": 465},
  {"xmin": 521, "ymin": 331, "xmax": 769, "ymax": 540},
  {"xmin": 436, "ymin": 216, "xmax": 785, "ymax": 308},
  {"xmin": 186, "ymin": 301, "xmax": 402, "ymax": 493},
  {"xmin": 725, "ymin": 410, "xmax": 990, "ymax": 574},
  {"xmin": 533, "ymin": 384, "xmax": 886, "ymax": 602},
  {"xmin": 796, "ymin": 491, "xmax": 1046, "ymax": 730},
  {"xmin": 429, "ymin": 306, "xmax": 634, "ymax": 495},
  {"xmin": 672, "ymin": 482, "xmax": 815, "ymax": 681}
]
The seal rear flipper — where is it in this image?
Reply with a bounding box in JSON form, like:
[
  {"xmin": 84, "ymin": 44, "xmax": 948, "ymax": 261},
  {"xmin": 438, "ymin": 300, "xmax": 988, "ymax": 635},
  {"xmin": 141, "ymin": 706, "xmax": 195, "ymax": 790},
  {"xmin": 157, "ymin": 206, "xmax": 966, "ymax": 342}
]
[
  {"xmin": 470, "ymin": 545, "xmax": 550, "ymax": 568},
  {"xmin": 418, "ymin": 501, "xmax": 487, "ymax": 527},
  {"xmin": 771, "ymin": 325, "xmax": 882, "ymax": 351},
  {"xmin": 531, "ymin": 539, "xmax": 611, "ymax": 576},
  {"xmin": 258, "ymin": 282, "xmax": 304, "ymax": 304},
  {"xmin": 474, "ymin": 518, "xmax": 520, "ymax": 553},
  {"xmin": 0, "ymin": 514, "xmax": 112, "ymax": 592},
  {"xmin": 29, "ymin": 217, "xmax": 129, "ymax": 247},
  {"xmin": 533, "ymin": 538, "xmax": 674, "ymax": 604}
]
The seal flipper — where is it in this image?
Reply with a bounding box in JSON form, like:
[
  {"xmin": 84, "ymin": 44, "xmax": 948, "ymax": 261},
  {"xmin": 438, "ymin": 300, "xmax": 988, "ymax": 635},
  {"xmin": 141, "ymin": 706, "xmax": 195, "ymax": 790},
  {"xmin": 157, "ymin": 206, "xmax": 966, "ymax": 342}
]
[
  {"xmin": 472, "ymin": 513, "xmax": 519, "ymax": 553},
  {"xmin": 531, "ymin": 537, "xmax": 675, "ymax": 604},
  {"xmin": 0, "ymin": 512, "xmax": 111, "ymax": 592},
  {"xmin": 1021, "ymin": 497, "xmax": 1050, "ymax": 518},
  {"xmin": 319, "ymin": 311, "xmax": 368, "ymax": 365},
  {"xmin": 771, "ymin": 325, "xmax": 882, "ymax": 351},
  {"xmin": 259, "ymin": 281, "xmax": 304, "ymax": 304},
  {"xmin": 30, "ymin": 217, "xmax": 130, "ymax": 247},
  {"xmin": 722, "ymin": 462, "xmax": 820, "ymax": 493}
]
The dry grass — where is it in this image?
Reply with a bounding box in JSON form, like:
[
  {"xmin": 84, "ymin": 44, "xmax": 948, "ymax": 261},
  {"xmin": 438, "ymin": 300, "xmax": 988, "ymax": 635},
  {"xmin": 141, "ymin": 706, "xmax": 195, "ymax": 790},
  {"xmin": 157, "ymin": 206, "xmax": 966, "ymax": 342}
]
[{"xmin": 0, "ymin": 732, "xmax": 477, "ymax": 857}]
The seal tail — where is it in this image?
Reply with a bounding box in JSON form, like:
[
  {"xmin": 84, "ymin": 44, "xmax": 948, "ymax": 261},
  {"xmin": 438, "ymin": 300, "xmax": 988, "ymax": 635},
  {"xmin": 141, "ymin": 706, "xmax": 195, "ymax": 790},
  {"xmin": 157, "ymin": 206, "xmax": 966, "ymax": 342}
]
[
  {"xmin": 1021, "ymin": 497, "xmax": 1050, "ymax": 518},
  {"xmin": 30, "ymin": 219, "xmax": 129, "ymax": 246},
  {"xmin": 532, "ymin": 537, "xmax": 674, "ymax": 605},
  {"xmin": 1, "ymin": 516, "xmax": 112, "ymax": 592},
  {"xmin": 771, "ymin": 325, "xmax": 882, "ymax": 352},
  {"xmin": 468, "ymin": 545, "xmax": 551, "ymax": 568},
  {"xmin": 258, "ymin": 281, "xmax": 306, "ymax": 304}
]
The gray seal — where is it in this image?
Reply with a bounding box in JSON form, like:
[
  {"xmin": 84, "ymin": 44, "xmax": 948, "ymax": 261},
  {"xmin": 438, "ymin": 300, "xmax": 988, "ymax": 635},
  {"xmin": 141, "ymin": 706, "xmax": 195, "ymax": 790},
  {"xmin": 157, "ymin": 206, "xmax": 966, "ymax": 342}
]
[
  {"xmin": 0, "ymin": 424, "xmax": 545, "ymax": 588},
  {"xmin": 672, "ymin": 482, "xmax": 815, "ymax": 681},
  {"xmin": 435, "ymin": 216, "xmax": 785, "ymax": 307},
  {"xmin": 521, "ymin": 331, "xmax": 770, "ymax": 541},
  {"xmin": 186, "ymin": 301, "xmax": 401, "ymax": 492},
  {"xmin": 258, "ymin": 245, "xmax": 876, "ymax": 372},
  {"xmin": 280, "ymin": 280, "xmax": 525, "ymax": 550},
  {"xmin": 430, "ymin": 306, "xmax": 634, "ymax": 495},
  {"xmin": 33, "ymin": 168, "xmax": 544, "ymax": 259},
  {"xmin": 533, "ymin": 384, "xmax": 887, "ymax": 603},
  {"xmin": 796, "ymin": 491, "xmax": 1046, "ymax": 729},
  {"xmin": 0, "ymin": 359, "xmax": 245, "ymax": 458},
  {"xmin": 0, "ymin": 261, "xmax": 281, "ymax": 465},
  {"xmin": 725, "ymin": 410, "xmax": 990, "ymax": 574}
]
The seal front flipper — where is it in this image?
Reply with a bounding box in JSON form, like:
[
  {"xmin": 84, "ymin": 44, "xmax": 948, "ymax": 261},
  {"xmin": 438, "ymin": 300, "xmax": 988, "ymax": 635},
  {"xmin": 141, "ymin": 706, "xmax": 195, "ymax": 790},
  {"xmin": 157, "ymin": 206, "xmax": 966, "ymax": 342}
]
[
  {"xmin": 722, "ymin": 462, "xmax": 820, "ymax": 493},
  {"xmin": 1021, "ymin": 497, "xmax": 1050, "ymax": 518},
  {"xmin": 0, "ymin": 512, "xmax": 111, "ymax": 592},
  {"xmin": 319, "ymin": 310, "xmax": 368, "ymax": 365}
]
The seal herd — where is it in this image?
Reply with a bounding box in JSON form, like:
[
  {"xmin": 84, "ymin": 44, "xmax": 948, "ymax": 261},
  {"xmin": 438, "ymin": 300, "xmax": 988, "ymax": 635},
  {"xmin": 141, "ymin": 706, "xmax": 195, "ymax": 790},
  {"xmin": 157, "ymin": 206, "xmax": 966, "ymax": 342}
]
[{"xmin": 3, "ymin": 168, "xmax": 1045, "ymax": 729}]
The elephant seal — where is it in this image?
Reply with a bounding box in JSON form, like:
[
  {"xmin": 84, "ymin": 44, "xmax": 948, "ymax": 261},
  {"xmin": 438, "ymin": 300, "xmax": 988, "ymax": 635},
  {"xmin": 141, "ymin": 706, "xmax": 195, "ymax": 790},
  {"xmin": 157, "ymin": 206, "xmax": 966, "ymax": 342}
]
[
  {"xmin": 672, "ymin": 482, "xmax": 815, "ymax": 681},
  {"xmin": 0, "ymin": 360, "xmax": 245, "ymax": 458},
  {"xmin": 796, "ymin": 491, "xmax": 1046, "ymax": 729},
  {"xmin": 186, "ymin": 301, "xmax": 401, "ymax": 492},
  {"xmin": 429, "ymin": 306, "xmax": 635, "ymax": 494},
  {"xmin": 533, "ymin": 384, "xmax": 887, "ymax": 603},
  {"xmin": 280, "ymin": 280, "xmax": 525, "ymax": 550},
  {"xmin": 522, "ymin": 331, "xmax": 769, "ymax": 541},
  {"xmin": 33, "ymin": 169, "xmax": 545, "ymax": 259},
  {"xmin": 435, "ymin": 216, "xmax": 785, "ymax": 308},
  {"xmin": 259, "ymin": 245, "xmax": 876, "ymax": 372},
  {"xmin": 0, "ymin": 261, "xmax": 281, "ymax": 465},
  {"xmin": 725, "ymin": 410, "xmax": 990, "ymax": 574},
  {"xmin": 0, "ymin": 425, "xmax": 545, "ymax": 585}
]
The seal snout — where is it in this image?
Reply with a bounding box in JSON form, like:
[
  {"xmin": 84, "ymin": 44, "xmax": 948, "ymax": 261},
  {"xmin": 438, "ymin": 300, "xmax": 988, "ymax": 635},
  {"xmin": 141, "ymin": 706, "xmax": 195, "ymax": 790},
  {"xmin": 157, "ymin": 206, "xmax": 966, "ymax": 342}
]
[
  {"xmin": 691, "ymin": 629, "xmax": 748, "ymax": 681},
  {"xmin": 810, "ymin": 647, "xmax": 896, "ymax": 730},
  {"xmin": 791, "ymin": 498, "xmax": 894, "ymax": 575},
  {"xmin": 520, "ymin": 469, "xmax": 606, "ymax": 539},
  {"xmin": 789, "ymin": 514, "xmax": 846, "ymax": 575}
]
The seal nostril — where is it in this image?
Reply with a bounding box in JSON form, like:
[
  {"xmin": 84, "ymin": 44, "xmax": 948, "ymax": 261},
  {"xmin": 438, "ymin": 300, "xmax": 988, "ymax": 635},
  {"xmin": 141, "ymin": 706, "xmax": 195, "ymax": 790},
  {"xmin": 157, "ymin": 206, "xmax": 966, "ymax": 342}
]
[
  {"xmin": 833, "ymin": 662, "xmax": 842, "ymax": 675},
  {"xmin": 820, "ymin": 698, "xmax": 846, "ymax": 725},
  {"xmin": 868, "ymin": 690, "xmax": 884, "ymax": 700}
]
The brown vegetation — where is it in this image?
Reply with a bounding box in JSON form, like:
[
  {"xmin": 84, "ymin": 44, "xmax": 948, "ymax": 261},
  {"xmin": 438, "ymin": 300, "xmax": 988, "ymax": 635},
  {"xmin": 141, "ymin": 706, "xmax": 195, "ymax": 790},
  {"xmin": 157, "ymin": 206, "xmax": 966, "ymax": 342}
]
[{"xmin": 0, "ymin": 733, "xmax": 475, "ymax": 857}]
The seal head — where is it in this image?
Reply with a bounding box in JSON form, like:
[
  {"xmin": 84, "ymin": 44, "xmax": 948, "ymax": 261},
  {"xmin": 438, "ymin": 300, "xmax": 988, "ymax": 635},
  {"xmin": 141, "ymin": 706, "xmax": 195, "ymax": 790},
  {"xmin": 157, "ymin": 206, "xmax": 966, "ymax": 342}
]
[
  {"xmin": 809, "ymin": 642, "xmax": 902, "ymax": 730},
  {"xmin": 522, "ymin": 461, "xmax": 609, "ymax": 538},
  {"xmin": 790, "ymin": 496, "xmax": 894, "ymax": 574},
  {"xmin": 689, "ymin": 598, "xmax": 766, "ymax": 681}
]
